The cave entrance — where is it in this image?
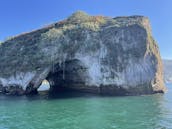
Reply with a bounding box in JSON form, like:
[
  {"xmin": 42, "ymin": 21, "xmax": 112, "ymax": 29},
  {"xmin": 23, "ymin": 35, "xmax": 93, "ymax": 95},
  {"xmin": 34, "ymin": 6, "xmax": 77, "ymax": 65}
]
[
  {"xmin": 38, "ymin": 79, "xmax": 50, "ymax": 93},
  {"xmin": 45, "ymin": 59, "xmax": 91, "ymax": 97}
]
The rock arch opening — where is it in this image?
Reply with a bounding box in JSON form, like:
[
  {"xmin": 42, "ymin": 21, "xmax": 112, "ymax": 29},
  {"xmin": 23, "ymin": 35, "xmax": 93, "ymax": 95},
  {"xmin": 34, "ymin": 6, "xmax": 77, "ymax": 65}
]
[{"xmin": 38, "ymin": 79, "xmax": 50, "ymax": 92}]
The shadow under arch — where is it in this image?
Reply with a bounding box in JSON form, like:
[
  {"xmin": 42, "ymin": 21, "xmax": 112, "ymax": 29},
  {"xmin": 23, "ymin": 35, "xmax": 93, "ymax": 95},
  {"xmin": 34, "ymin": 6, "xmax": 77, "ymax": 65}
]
[{"xmin": 44, "ymin": 58, "xmax": 93, "ymax": 97}]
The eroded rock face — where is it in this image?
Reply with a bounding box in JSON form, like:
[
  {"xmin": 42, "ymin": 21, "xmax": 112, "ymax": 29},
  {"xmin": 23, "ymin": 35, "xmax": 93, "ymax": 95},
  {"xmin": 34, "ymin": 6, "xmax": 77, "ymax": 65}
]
[{"xmin": 0, "ymin": 11, "xmax": 166, "ymax": 95}]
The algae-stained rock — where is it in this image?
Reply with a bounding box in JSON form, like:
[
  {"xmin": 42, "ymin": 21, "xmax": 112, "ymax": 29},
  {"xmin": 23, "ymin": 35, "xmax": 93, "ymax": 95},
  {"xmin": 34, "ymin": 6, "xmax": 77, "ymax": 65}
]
[{"xmin": 0, "ymin": 11, "xmax": 166, "ymax": 95}]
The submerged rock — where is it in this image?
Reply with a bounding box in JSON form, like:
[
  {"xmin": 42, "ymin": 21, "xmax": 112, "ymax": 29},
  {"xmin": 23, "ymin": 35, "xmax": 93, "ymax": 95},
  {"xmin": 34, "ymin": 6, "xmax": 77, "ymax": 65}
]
[{"xmin": 0, "ymin": 11, "xmax": 166, "ymax": 95}]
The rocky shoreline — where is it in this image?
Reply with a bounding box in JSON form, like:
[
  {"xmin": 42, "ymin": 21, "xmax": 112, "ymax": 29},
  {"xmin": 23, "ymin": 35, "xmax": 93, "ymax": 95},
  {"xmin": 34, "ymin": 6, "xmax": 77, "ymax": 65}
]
[{"xmin": 1, "ymin": 81, "xmax": 165, "ymax": 96}]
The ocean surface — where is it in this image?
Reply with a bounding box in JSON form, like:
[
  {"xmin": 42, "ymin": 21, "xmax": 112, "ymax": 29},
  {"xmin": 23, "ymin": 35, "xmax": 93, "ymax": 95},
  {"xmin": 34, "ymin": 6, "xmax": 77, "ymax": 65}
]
[{"xmin": 0, "ymin": 84, "xmax": 172, "ymax": 129}]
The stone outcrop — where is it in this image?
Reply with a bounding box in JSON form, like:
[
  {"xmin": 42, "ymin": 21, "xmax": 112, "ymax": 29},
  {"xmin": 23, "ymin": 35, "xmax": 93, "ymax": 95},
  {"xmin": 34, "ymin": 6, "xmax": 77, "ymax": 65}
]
[{"xmin": 0, "ymin": 11, "xmax": 166, "ymax": 95}]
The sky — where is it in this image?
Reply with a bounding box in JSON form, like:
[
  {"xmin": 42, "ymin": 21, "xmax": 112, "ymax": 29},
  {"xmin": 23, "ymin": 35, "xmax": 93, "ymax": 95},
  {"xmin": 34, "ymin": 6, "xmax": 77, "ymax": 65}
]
[{"xmin": 0, "ymin": 0, "xmax": 171, "ymax": 59}]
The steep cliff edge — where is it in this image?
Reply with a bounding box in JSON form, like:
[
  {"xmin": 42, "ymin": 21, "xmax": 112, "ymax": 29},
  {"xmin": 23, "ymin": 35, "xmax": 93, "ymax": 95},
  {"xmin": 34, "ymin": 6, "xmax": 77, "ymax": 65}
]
[{"xmin": 0, "ymin": 11, "xmax": 166, "ymax": 95}]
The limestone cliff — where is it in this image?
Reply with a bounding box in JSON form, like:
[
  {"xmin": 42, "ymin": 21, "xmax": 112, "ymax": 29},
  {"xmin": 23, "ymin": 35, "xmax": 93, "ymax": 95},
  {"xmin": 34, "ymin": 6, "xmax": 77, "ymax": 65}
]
[{"xmin": 0, "ymin": 11, "xmax": 166, "ymax": 95}]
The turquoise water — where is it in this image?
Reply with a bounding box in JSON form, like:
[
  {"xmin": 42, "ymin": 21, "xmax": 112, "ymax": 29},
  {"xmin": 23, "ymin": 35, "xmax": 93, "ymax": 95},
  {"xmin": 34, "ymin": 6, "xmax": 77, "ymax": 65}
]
[{"xmin": 0, "ymin": 84, "xmax": 172, "ymax": 129}]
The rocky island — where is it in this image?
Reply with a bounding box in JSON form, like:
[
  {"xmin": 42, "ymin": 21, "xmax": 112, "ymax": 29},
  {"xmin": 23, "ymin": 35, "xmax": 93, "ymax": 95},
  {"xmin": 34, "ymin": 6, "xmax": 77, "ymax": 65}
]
[
  {"xmin": 0, "ymin": 11, "xmax": 166, "ymax": 95},
  {"xmin": 163, "ymin": 59, "xmax": 172, "ymax": 83}
]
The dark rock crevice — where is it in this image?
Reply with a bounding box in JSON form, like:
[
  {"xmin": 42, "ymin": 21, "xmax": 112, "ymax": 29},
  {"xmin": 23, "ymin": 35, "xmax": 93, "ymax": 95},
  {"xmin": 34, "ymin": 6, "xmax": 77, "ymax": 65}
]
[{"xmin": 46, "ymin": 59, "xmax": 90, "ymax": 93}]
